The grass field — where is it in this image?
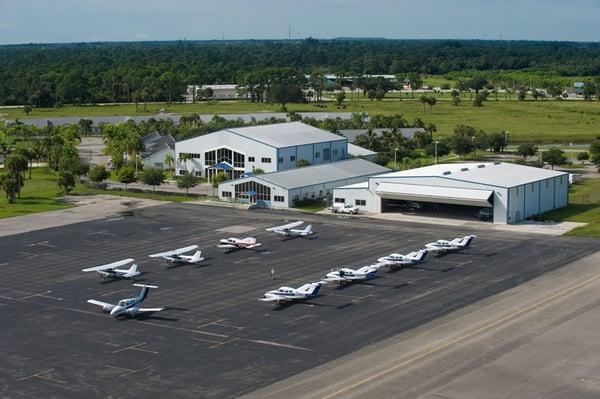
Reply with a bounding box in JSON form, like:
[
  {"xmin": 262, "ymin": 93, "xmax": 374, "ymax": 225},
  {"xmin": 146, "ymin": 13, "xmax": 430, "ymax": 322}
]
[
  {"xmin": 3, "ymin": 98, "xmax": 599, "ymax": 143},
  {"xmin": 72, "ymin": 185, "xmax": 202, "ymax": 202},
  {"xmin": 539, "ymin": 178, "xmax": 600, "ymax": 238},
  {"xmin": 0, "ymin": 169, "xmax": 73, "ymax": 219}
]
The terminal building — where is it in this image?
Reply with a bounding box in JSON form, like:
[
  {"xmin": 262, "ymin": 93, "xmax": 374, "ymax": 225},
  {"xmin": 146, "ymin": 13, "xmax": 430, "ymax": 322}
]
[
  {"xmin": 218, "ymin": 158, "xmax": 389, "ymax": 208},
  {"xmin": 333, "ymin": 162, "xmax": 569, "ymax": 224},
  {"xmin": 175, "ymin": 122, "xmax": 349, "ymax": 180}
]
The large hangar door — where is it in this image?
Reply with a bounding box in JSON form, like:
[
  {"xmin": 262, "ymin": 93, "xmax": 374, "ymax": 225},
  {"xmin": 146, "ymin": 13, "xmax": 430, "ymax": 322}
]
[{"xmin": 377, "ymin": 183, "xmax": 494, "ymax": 222}]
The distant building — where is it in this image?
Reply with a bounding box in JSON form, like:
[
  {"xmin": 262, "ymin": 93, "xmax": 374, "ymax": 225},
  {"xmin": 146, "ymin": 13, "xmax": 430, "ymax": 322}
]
[
  {"xmin": 347, "ymin": 143, "xmax": 377, "ymax": 161},
  {"xmin": 185, "ymin": 84, "xmax": 238, "ymax": 102},
  {"xmin": 565, "ymin": 82, "xmax": 585, "ymax": 97},
  {"xmin": 141, "ymin": 132, "xmax": 175, "ymax": 170}
]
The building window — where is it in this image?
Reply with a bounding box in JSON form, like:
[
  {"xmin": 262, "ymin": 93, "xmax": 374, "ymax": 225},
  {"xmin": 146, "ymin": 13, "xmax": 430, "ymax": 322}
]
[
  {"xmin": 234, "ymin": 180, "xmax": 271, "ymax": 201},
  {"xmin": 278, "ymin": 157, "xmax": 284, "ymax": 163},
  {"xmin": 222, "ymin": 191, "xmax": 232, "ymax": 198},
  {"xmin": 205, "ymin": 150, "xmax": 215, "ymax": 165},
  {"xmin": 315, "ymin": 152, "xmax": 320, "ymax": 158},
  {"xmin": 323, "ymin": 148, "xmax": 330, "ymax": 161},
  {"xmin": 179, "ymin": 169, "xmax": 187, "ymax": 175},
  {"xmin": 274, "ymin": 195, "xmax": 285, "ymax": 202},
  {"xmin": 319, "ymin": 190, "xmax": 323, "ymax": 197},
  {"xmin": 194, "ymin": 171, "xmax": 201, "ymax": 176},
  {"xmin": 290, "ymin": 155, "xmax": 296, "ymax": 162},
  {"xmin": 333, "ymin": 149, "xmax": 338, "ymax": 155},
  {"xmin": 334, "ymin": 197, "xmax": 345, "ymax": 203},
  {"xmin": 261, "ymin": 157, "xmax": 271, "ymax": 163},
  {"xmin": 311, "ymin": 192, "xmax": 315, "ymax": 198},
  {"xmin": 248, "ymin": 156, "xmax": 255, "ymax": 162},
  {"xmin": 234, "ymin": 151, "xmax": 245, "ymax": 168},
  {"xmin": 355, "ymin": 199, "xmax": 366, "ymax": 206}
]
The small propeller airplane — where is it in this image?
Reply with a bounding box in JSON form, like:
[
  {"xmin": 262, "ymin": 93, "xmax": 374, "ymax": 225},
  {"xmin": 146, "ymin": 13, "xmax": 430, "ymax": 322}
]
[
  {"xmin": 87, "ymin": 284, "xmax": 164, "ymax": 319},
  {"xmin": 265, "ymin": 221, "xmax": 314, "ymax": 239},
  {"xmin": 81, "ymin": 258, "xmax": 141, "ymax": 279},
  {"xmin": 259, "ymin": 282, "xmax": 322, "ymax": 304},
  {"xmin": 425, "ymin": 235, "xmax": 476, "ymax": 254},
  {"xmin": 323, "ymin": 264, "xmax": 380, "ymax": 284},
  {"xmin": 216, "ymin": 237, "xmax": 262, "ymax": 251},
  {"xmin": 149, "ymin": 245, "xmax": 204, "ymax": 265},
  {"xmin": 377, "ymin": 250, "xmax": 428, "ymax": 268}
]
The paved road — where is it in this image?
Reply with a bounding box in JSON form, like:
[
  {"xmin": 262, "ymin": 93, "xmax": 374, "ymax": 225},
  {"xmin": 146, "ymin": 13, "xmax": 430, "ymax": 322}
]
[{"xmin": 0, "ymin": 204, "xmax": 596, "ymax": 398}]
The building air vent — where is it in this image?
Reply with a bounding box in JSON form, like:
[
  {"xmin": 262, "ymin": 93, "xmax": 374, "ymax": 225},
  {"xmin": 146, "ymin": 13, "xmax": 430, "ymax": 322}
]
[
  {"xmin": 477, "ymin": 164, "xmax": 485, "ymax": 168},
  {"xmin": 443, "ymin": 171, "xmax": 452, "ymax": 175},
  {"xmin": 460, "ymin": 167, "xmax": 469, "ymax": 171},
  {"xmin": 494, "ymin": 161, "xmax": 501, "ymax": 165}
]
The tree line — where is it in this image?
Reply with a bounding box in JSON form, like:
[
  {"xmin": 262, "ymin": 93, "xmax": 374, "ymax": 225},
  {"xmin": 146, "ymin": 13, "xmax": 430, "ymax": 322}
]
[{"xmin": 3, "ymin": 39, "xmax": 600, "ymax": 106}]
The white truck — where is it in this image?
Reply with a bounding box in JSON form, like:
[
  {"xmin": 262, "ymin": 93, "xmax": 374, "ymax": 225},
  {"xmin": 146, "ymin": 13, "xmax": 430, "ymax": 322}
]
[{"xmin": 332, "ymin": 203, "xmax": 359, "ymax": 215}]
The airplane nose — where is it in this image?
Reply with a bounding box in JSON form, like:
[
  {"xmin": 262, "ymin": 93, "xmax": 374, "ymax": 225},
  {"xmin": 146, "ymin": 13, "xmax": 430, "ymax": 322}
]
[{"xmin": 110, "ymin": 307, "xmax": 121, "ymax": 317}]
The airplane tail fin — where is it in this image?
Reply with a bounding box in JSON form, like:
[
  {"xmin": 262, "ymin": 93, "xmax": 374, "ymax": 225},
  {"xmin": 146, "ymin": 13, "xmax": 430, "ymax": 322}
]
[
  {"xmin": 303, "ymin": 225, "xmax": 312, "ymax": 235},
  {"xmin": 461, "ymin": 235, "xmax": 475, "ymax": 247},
  {"xmin": 133, "ymin": 284, "xmax": 158, "ymax": 301},
  {"xmin": 191, "ymin": 251, "xmax": 202, "ymax": 263},
  {"xmin": 308, "ymin": 283, "xmax": 321, "ymax": 296},
  {"xmin": 415, "ymin": 250, "xmax": 427, "ymax": 262},
  {"xmin": 128, "ymin": 264, "xmax": 138, "ymax": 274}
]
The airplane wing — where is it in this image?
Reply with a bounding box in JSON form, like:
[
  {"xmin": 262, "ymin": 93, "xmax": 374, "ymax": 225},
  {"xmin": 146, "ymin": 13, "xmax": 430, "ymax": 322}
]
[
  {"xmin": 87, "ymin": 299, "xmax": 115, "ymax": 310},
  {"xmin": 149, "ymin": 245, "xmax": 198, "ymax": 258},
  {"xmin": 259, "ymin": 296, "xmax": 286, "ymax": 302},
  {"xmin": 246, "ymin": 243, "xmax": 262, "ymax": 248},
  {"xmin": 265, "ymin": 221, "xmax": 304, "ymax": 232},
  {"xmin": 82, "ymin": 258, "xmax": 134, "ymax": 272},
  {"xmin": 137, "ymin": 307, "xmax": 165, "ymax": 313},
  {"xmin": 216, "ymin": 244, "xmax": 236, "ymax": 248},
  {"xmin": 324, "ymin": 276, "xmax": 345, "ymax": 283}
]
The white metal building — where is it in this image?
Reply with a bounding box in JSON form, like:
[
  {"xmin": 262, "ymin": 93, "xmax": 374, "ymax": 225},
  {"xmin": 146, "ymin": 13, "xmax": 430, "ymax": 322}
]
[
  {"xmin": 175, "ymin": 122, "xmax": 349, "ymax": 180},
  {"xmin": 218, "ymin": 158, "xmax": 390, "ymax": 208},
  {"xmin": 333, "ymin": 162, "xmax": 569, "ymax": 224}
]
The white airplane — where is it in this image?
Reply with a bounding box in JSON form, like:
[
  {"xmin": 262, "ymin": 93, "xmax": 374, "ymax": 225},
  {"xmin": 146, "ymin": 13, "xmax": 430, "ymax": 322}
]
[
  {"xmin": 259, "ymin": 282, "xmax": 322, "ymax": 304},
  {"xmin": 324, "ymin": 265, "xmax": 380, "ymax": 284},
  {"xmin": 81, "ymin": 258, "xmax": 141, "ymax": 279},
  {"xmin": 149, "ymin": 245, "xmax": 204, "ymax": 265},
  {"xmin": 425, "ymin": 235, "xmax": 476, "ymax": 253},
  {"xmin": 216, "ymin": 237, "xmax": 262, "ymax": 250},
  {"xmin": 265, "ymin": 221, "xmax": 314, "ymax": 238},
  {"xmin": 377, "ymin": 250, "xmax": 428, "ymax": 268},
  {"xmin": 87, "ymin": 284, "xmax": 164, "ymax": 319}
]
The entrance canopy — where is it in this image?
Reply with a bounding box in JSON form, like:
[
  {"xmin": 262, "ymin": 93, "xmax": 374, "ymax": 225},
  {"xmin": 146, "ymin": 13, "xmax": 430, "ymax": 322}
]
[
  {"xmin": 376, "ymin": 182, "xmax": 493, "ymax": 208},
  {"xmin": 213, "ymin": 162, "xmax": 233, "ymax": 171}
]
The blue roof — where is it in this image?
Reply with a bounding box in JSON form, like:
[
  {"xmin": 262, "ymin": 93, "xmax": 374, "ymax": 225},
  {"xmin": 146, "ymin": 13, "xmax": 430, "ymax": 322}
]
[{"xmin": 214, "ymin": 162, "xmax": 233, "ymax": 170}]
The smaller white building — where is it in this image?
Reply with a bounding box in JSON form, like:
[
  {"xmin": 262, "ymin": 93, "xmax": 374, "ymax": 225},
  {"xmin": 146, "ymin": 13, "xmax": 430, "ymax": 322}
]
[
  {"xmin": 218, "ymin": 158, "xmax": 390, "ymax": 208},
  {"xmin": 334, "ymin": 162, "xmax": 569, "ymax": 224},
  {"xmin": 185, "ymin": 84, "xmax": 238, "ymax": 102}
]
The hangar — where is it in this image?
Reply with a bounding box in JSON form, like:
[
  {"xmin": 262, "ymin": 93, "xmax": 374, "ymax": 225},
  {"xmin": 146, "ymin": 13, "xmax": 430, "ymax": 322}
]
[
  {"xmin": 218, "ymin": 158, "xmax": 389, "ymax": 208},
  {"xmin": 333, "ymin": 162, "xmax": 569, "ymax": 224}
]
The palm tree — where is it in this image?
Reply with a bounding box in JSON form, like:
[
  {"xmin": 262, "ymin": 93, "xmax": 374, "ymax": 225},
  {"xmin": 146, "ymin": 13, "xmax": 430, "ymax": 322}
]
[
  {"xmin": 164, "ymin": 152, "xmax": 175, "ymax": 171},
  {"xmin": 178, "ymin": 152, "xmax": 192, "ymax": 174}
]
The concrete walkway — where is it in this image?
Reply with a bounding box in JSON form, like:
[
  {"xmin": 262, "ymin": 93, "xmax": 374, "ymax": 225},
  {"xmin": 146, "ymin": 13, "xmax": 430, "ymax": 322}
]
[{"xmin": 0, "ymin": 195, "xmax": 164, "ymax": 237}]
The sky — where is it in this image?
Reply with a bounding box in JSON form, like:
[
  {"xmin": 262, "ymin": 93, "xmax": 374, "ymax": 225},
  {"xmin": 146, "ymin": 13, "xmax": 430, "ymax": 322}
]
[{"xmin": 1, "ymin": 0, "xmax": 600, "ymax": 45}]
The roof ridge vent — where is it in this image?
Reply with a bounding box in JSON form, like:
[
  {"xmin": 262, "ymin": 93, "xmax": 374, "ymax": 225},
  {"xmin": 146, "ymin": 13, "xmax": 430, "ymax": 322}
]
[{"xmin": 443, "ymin": 171, "xmax": 452, "ymax": 175}]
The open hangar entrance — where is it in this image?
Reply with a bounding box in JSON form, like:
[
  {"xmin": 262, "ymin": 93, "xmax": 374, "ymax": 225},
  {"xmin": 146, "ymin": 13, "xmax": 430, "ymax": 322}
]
[{"xmin": 377, "ymin": 182, "xmax": 494, "ymax": 222}]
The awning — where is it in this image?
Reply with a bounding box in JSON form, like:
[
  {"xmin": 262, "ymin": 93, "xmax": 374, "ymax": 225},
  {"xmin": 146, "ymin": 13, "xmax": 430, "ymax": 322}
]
[
  {"xmin": 376, "ymin": 182, "xmax": 493, "ymax": 208},
  {"xmin": 213, "ymin": 162, "xmax": 233, "ymax": 171}
]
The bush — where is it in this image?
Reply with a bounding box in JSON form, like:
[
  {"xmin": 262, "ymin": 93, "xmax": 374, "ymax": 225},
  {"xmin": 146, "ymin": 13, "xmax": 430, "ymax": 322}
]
[
  {"xmin": 141, "ymin": 168, "xmax": 165, "ymax": 193},
  {"xmin": 89, "ymin": 165, "xmax": 110, "ymax": 187},
  {"xmin": 176, "ymin": 173, "xmax": 198, "ymax": 195},
  {"xmin": 212, "ymin": 172, "xmax": 229, "ymax": 188},
  {"xmin": 115, "ymin": 166, "xmax": 136, "ymax": 190}
]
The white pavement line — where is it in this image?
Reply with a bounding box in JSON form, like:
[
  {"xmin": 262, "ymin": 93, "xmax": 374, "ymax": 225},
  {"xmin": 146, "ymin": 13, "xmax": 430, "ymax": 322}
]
[
  {"xmin": 245, "ymin": 339, "xmax": 313, "ymax": 352},
  {"xmin": 16, "ymin": 368, "xmax": 66, "ymax": 384},
  {"xmin": 209, "ymin": 338, "xmax": 240, "ymax": 349},
  {"xmin": 112, "ymin": 342, "xmax": 158, "ymax": 355}
]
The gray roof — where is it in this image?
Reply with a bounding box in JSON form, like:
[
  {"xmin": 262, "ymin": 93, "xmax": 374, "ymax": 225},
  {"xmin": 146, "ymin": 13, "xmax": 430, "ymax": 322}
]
[
  {"xmin": 250, "ymin": 158, "xmax": 390, "ymax": 189},
  {"xmin": 225, "ymin": 122, "xmax": 346, "ymax": 148},
  {"xmin": 377, "ymin": 162, "xmax": 568, "ymax": 188},
  {"xmin": 143, "ymin": 134, "xmax": 175, "ymax": 157},
  {"xmin": 339, "ymin": 128, "xmax": 425, "ymax": 142},
  {"xmin": 347, "ymin": 143, "xmax": 377, "ymax": 156}
]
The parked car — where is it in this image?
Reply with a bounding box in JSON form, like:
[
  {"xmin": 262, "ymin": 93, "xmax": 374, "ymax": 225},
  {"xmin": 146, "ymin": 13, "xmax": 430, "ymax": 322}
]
[{"xmin": 332, "ymin": 203, "xmax": 359, "ymax": 215}]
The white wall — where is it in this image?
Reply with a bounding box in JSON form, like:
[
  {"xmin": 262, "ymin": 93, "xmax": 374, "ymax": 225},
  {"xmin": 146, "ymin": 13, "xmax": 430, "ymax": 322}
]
[
  {"xmin": 175, "ymin": 130, "xmax": 277, "ymax": 176},
  {"xmin": 332, "ymin": 187, "xmax": 381, "ymax": 213},
  {"xmin": 143, "ymin": 148, "xmax": 174, "ymax": 170}
]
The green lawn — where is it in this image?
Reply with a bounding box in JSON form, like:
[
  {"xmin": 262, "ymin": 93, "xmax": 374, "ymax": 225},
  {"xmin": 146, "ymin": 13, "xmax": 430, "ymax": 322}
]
[
  {"xmin": 71, "ymin": 185, "xmax": 206, "ymax": 203},
  {"xmin": 0, "ymin": 169, "xmax": 73, "ymax": 219},
  {"xmin": 539, "ymin": 178, "xmax": 600, "ymax": 238},
  {"xmin": 4, "ymin": 98, "xmax": 599, "ymax": 143}
]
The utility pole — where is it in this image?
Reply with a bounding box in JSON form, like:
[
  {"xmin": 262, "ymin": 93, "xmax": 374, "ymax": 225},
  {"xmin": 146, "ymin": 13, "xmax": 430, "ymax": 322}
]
[{"xmin": 434, "ymin": 141, "xmax": 439, "ymax": 164}]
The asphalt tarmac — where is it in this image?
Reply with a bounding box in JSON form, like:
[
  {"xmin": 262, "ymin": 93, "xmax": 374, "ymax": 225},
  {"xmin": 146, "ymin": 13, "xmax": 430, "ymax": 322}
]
[{"xmin": 0, "ymin": 204, "xmax": 596, "ymax": 398}]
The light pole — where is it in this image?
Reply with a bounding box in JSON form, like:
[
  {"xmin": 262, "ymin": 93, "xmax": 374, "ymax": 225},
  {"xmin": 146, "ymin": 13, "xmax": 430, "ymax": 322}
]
[
  {"xmin": 394, "ymin": 148, "xmax": 399, "ymax": 169},
  {"xmin": 471, "ymin": 136, "xmax": 476, "ymax": 158},
  {"xmin": 569, "ymin": 142, "xmax": 574, "ymax": 163},
  {"xmin": 504, "ymin": 131, "xmax": 509, "ymax": 151},
  {"xmin": 434, "ymin": 141, "xmax": 439, "ymax": 164}
]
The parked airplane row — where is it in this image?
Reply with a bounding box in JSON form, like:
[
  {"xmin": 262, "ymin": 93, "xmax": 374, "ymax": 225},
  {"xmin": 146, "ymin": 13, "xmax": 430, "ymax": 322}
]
[
  {"xmin": 259, "ymin": 235, "xmax": 476, "ymax": 304},
  {"xmin": 83, "ymin": 221, "xmax": 313, "ymax": 318}
]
